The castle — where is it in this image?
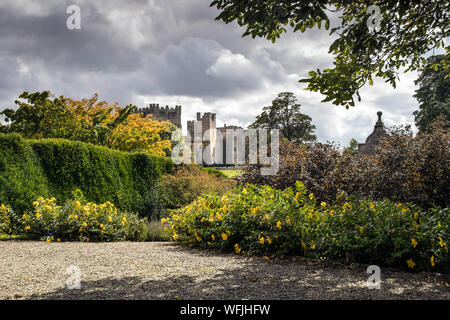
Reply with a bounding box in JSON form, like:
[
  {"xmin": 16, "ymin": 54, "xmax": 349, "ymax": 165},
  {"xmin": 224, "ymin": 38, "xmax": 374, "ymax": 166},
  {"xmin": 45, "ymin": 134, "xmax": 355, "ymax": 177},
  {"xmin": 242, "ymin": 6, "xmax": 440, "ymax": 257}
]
[
  {"xmin": 134, "ymin": 104, "xmax": 243, "ymax": 166},
  {"xmin": 134, "ymin": 104, "xmax": 182, "ymax": 130}
]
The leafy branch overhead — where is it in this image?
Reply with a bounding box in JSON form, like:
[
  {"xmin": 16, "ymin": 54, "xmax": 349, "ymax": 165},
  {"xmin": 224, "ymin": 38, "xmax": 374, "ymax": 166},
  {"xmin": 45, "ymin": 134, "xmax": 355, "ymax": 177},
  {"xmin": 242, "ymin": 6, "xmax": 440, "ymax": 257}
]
[{"xmin": 210, "ymin": 0, "xmax": 450, "ymax": 108}]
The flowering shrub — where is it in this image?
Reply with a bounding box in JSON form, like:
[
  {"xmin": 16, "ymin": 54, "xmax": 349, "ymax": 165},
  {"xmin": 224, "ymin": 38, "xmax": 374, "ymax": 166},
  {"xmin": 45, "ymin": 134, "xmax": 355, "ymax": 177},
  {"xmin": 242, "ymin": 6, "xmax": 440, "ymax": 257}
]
[
  {"xmin": 158, "ymin": 164, "xmax": 236, "ymax": 210},
  {"xmin": 163, "ymin": 183, "xmax": 449, "ymax": 272},
  {"xmin": 0, "ymin": 204, "xmax": 12, "ymax": 234},
  {"xmin": 2, "ymin": 197, "xmax": 148, "ymax": 242}
]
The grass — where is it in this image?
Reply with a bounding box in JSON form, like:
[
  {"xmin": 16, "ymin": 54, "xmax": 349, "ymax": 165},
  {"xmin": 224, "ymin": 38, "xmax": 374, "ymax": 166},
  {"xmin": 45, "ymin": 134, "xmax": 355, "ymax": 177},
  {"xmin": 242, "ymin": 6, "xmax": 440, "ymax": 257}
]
[
  {"xmin": 0, "ymin": 233, "xmax": 27, "ymax": 240},
  {"xmin": 146, "ymin": 221, "xmax": 171, "ymax": 241},
  {"xmin": 218, "ymin": 170, "xmax": 243, "ymax": 178}
]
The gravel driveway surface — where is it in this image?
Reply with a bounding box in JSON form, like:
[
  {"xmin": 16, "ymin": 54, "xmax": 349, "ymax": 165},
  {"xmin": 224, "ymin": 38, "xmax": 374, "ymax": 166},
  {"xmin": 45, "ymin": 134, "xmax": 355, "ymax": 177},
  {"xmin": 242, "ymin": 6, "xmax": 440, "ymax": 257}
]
[{"xmin": 0, "ymin": 241, "xmax": 448, "ymax": 300}]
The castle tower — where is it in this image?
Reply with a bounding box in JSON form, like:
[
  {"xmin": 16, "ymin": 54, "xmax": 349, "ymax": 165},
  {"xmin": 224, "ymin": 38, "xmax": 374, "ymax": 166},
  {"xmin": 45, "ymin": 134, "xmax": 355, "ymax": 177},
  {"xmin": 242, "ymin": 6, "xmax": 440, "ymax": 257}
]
[
  {"xmin": 187, "ymin": 112, "xmax": 217, "ymax": 164},
  {"xmin": 134, "ymin": 104, "xmax": 182, "ymax": 130}
]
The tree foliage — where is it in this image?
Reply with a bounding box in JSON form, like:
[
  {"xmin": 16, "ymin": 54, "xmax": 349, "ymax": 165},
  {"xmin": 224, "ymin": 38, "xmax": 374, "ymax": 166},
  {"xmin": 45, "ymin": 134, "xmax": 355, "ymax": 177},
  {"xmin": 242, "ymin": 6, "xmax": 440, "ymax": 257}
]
[
  {"xmin": 210, "ymin": 0, "xmax": 450, "ymax": 108},
  {"xmin": 249, "ymin": 92, "xmax": 316, "ymax": 144},
  {"xmin": 240, "ymin": 118, "xmax": 449, "ymax": 208},
  {"xmin": 413, "ymin": 55, "xmax": 450, "ymax": 132},
  {"xmin": 343, "ymin": 138, "xmax": 359, "ymax": 155},
  {"xmin": 0, "ymin": 91, "xmax": 173, "ymax": 156}
]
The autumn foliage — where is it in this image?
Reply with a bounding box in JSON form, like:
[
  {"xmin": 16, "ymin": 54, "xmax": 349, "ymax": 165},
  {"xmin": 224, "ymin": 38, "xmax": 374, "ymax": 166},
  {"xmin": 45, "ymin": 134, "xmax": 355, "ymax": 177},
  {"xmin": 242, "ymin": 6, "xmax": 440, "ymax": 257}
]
[{"xmin": 0, "ymin": 91, "xmax": 173, "ymax": 156}]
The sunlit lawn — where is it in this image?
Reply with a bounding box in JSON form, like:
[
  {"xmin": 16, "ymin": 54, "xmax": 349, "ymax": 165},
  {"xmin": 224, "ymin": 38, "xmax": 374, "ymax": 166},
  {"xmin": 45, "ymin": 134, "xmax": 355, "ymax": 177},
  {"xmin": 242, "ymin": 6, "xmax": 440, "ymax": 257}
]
[{"xmin": 219, "ymin": 170, "xmax": 243, "ymax": 178}]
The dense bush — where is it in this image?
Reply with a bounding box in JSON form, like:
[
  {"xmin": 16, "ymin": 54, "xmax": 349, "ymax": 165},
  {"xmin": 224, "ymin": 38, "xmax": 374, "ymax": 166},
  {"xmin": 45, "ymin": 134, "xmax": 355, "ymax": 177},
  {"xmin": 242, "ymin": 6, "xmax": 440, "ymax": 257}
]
[
  {"xmin": 1, "ymin": 196, "xmax": 149, "ymax": 241},
  {"xmin": 0, "ymin": 133, "xmax": 173, "ymax": 218},
  {"xmin": 157, "ymin": 164, "xmax": 236, "ymax": 210},
  {"xmin": 239, "ymin": 119, "xmax": 449, "ymax": 208},
  {"xmin": 163, "ymin": 183, "xmax": 449, "ymax": 272}
]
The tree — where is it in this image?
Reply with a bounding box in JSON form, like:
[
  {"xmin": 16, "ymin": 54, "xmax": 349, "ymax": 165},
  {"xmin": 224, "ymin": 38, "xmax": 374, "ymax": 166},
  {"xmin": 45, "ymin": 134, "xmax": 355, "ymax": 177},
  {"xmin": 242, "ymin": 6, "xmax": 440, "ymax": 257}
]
[
  {"xmin": 0, "ymin": 91, "xmax": 174, "ymax": 156},
  {"xmin": 413, "ymin": 55, "xmax": 450, "ymax": 132},
  {"xmin": 105, "ymin": 113, "xmax": 172, "ymax": 156},
  {"xmin": 343, "ymin": 138, "xmax": 359, "ymax": 155},
  {"xmin": 249, "ymin": 92, "xmax": 316, "ymax": 144},
  {"xmin": 210, "ymin": 0, "xmax": 449, "ymax": 108}
]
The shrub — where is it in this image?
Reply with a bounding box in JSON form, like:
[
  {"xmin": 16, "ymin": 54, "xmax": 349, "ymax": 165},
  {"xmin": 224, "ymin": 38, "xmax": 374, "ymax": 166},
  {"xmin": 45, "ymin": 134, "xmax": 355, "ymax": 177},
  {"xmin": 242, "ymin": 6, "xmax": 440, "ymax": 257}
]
[
  {"xmin": 157, "ymin": 164, "xmax": 236, "ymax": 210},
  {"xmin": 4, "ymin": 196, "xmax": 148, "ymax": 242},
  {"xmin": 0, "ymin": 133, "xmax": 173, "ymax": 219},
  {"xmin": 163, "ymin": 183, "xmax": 449, "ymax": 273},
  {"xmin": 0, "ymin": 204, "xmax": 11, "ymax": 234},
  {"xmin": 239, "ymin": 119, "xmax": 449, "ymax": 208}
]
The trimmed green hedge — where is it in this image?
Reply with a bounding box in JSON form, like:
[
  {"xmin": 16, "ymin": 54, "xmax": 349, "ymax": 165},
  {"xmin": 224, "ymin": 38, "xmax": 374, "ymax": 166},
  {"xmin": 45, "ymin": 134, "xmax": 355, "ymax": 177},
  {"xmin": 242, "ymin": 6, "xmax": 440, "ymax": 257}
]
[{"xmin": 0, "ymin": 133, "xmax": 173, "ymax": 219}]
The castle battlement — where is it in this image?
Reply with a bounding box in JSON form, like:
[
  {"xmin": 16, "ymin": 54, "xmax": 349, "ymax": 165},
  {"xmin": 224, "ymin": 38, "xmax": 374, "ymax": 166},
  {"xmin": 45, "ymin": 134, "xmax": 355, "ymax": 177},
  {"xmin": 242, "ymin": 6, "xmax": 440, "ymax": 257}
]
[{"xmin": 134, "ymin": 103, "xmax": 182, "ymax": 129}]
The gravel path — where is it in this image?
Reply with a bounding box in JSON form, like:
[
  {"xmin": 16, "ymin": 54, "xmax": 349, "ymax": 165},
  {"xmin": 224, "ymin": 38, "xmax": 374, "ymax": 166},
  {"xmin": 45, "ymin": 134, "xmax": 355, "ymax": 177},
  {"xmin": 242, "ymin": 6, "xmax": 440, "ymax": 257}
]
[{"xmin": 0, "ymin": 241, "xmax": 448, "ymax": 300}]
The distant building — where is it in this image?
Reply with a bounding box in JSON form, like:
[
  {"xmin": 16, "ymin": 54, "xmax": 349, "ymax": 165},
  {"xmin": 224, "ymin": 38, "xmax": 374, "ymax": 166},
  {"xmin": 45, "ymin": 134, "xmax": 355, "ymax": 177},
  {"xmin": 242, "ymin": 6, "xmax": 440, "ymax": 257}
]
[
  {"xmin": 134, "ymin": 103, "xmax": 182, "ymax": 130},
  {"xmin": 358, "ymin": 111, "xmax": 388, "ymax": 155}
]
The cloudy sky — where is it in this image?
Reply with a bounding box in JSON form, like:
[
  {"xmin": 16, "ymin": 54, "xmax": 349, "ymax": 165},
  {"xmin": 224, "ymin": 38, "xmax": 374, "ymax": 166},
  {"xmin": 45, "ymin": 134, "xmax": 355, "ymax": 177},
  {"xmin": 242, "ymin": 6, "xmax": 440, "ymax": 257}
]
[{"xmin": 0, "ymin": 0, "xmax": 432, "ymax": 146}]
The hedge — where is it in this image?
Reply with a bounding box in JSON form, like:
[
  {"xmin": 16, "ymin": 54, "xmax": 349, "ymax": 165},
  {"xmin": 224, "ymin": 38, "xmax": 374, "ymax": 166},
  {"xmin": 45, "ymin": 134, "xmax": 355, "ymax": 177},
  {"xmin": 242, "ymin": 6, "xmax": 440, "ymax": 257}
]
[{"xmin": 0, "ymin": 133, "xmax": 173, "ymax": 219}]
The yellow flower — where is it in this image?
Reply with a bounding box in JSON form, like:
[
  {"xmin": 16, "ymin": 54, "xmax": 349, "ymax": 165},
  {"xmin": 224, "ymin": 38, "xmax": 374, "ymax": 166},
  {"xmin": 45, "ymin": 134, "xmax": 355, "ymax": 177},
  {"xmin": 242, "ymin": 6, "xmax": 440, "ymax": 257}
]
[
  {"xmin": 22, "ymin": 214, "xmax": 28, "ymax": 220},
  {"xmin": 57, "ymin": 238, "xmax": 61, "ymax": 242},
  {"xmin": 414, "ymin": 212, "xmax": 419, "ymax": 220},
  {"xmin": 211, "ymin": 234, "xmax": 215, "ymax": 241},
  {"xmin": 397, "ymin": 203, "xmax": 402, "ymax": 208},
  {"xmin": 32, "ymin": 201, "xmax": 39, "ymax": 207},
  {"xmin": 242, "ymin": 188, "xmax": 248, "ymax": 195},
  {"xmin": 250, "ymin": 207, "xmax": 258, "ymax": 215},
  {"xmin": 46, "ymin": 237, "xmax": 52, "ymax": 243},
  {"xmin": 173, "ymin": 233, "xmax": 179, "ymax": 241},
  {"xmin": 406, "ymin": 258, "xmax": 416, "ymax": 269},
  {"xmin": 440, "ymin": 238, "xmax": 446, "ymax": 248},
  {"xmin": 74, "ymin": 215, "xmax": 78, "ymax": 220},
  {"xmin": 83, "ymin": 222, "xmax": 87, "ymax": 227},
  {"xmin": 342, "ymin": 202, "xmax": 351, "ymax": 210},
  {"xmin": 411, "ymin": 238, "xmax": 418, "ymax": 248},
  {"xmin": 221, "ymin": 233, "xmax": 228, "ymax": 241},
  {"xmin": 258, "ymin": 235, "xmax": 265, "ymax": 244},
  {"xmin": 266, "ymin": 237, "xmax": 272, "ymax": 244},
  {"xmin": 360, "ymin": 226, "xmax": 364, "ymax": 233},
  {"xmin": 263, "ymin": 214, "xmax": 270, "ymax": 220},
  {"xmin": 108, "ymin": 216, "xmax": 113, "ymax": 222},
  {"xmin": 286, "ymin": 217, "xmax": 291, "ymax": 225},
  {"xmin": 100, "ymin": 224, "xmax": 105, "ymax": 230},
  {"xmin": 311, "ymin": 242, "xmax": 316, "ymax": 250},
  {"xmin": 370, "ymin": 203, "xmax": 376, "ymax": 212},
  {"xmin": 234, "ymin": 243, "xmax": 241, "ymax": 254},
  {"xmin": 24, "ymin": 225, "xmax": 30, "ymax": 231},
  {"xmin": 329, "ymin": 209, "xmax": 334, "ymax": 216},
  {"xmin": 35, "ymin": 212, "xmax": 41, "ymax": 218},
  {"xmin": 216, "ymin": 213, "xmax": 223, "ymax": 220},
  {"xmin": 320, "ymin": 202, "xmax": 326, "ymax": 207},
  {"xmin": 276, "ymin": 221, "xmax": 282, "ymax": 230},
  {"xmin": 301, "ymin": 241, "xmax": 307, "ymax": 250},
  {"xmin": 430, "ymin": 256, "xmax": 435, "ymax": 267},
  {"xmin": 308, "ymin": 193, "xmax": 314, "ymax": 200}
]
